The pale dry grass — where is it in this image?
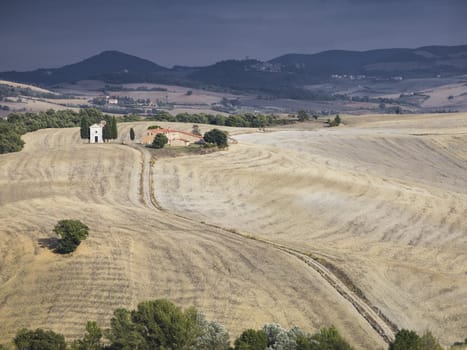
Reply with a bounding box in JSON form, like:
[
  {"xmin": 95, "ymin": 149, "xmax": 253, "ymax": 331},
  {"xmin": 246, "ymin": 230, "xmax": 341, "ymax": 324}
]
[
  {"xmin": 154, "ymin": 113, "xmax": 467, "ymax": 346},
  {"xmin": 0, "ymin": 124, "xmax": 386, "ymax": 349}
]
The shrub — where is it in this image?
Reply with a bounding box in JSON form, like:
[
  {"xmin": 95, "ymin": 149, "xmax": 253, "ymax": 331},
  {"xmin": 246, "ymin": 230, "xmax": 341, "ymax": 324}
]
[
  {"xmin": 389, "ymin": 329, "xmax": 421, "ymax": 350},
  {"xmin": 14, "ymin": 328, "xmax": 66, "ymax": 350},
  {"xmin": 234, "ymin": 329, "xmax": 268, "ymax": 350},
  {"xmin": 53, "ymin": 219, "xmax": 89, "ymax": 254},
  {"xmin": 152, "ymin": 133, "xmax": 168, "ymax": 149},
  {"xmin": 204, "ymin": 129, "xmax": 228, "ymax": 148}
]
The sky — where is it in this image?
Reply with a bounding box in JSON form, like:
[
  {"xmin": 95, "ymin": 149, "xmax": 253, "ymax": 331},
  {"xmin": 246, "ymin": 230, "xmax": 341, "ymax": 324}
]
[{"xmin": 0, "ymin": 0, "xmax": 466, "ymax": 71}]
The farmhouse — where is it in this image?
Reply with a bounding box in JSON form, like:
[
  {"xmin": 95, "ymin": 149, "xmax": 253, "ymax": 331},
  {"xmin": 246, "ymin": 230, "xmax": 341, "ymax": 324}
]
[
  {"xmin": 141, "ymin": 128, "xmax": 203, "ymax": 146},
  {"xmin": 89, "ymin": 121, "xmax": 106, "ymax": 144}
]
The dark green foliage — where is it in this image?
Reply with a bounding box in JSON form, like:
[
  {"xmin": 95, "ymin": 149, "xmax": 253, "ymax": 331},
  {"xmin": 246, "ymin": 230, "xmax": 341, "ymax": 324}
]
[
  {"xmin": 297, "ymin": 110, "xmax": 310, "ymax": 122},
  {"xmin": 152, "ymin": 133, "xmax": 168, "ymax": 149},
  {"xmin": 106, "ymin": 309, "xmax": 147, "ymax": 350},
  {"xmin": 6, "ymin": 300, "xmax": 357, "ymax": 350},
  {"xmin": 14, "ymin": 328, "xmax": 66, "ymax": 350},
  {"xmin": 111, "ymin": 116, "xmax": 118, "ymax": 140},
  {"xmin": 106, "ymin": 299, "xmax": 203, "ymax": 350},
  {"xmin": 0, "ymin": 108, "xmax": 112, "ymax": 154},
  {"xmin": 71, "ymin": 321, "xmax": 103, "ymax": 350},
  {"xmin": 145, "ymin": 111, "xmax": 295, "ymax": 128},
  {"xmin": 80, "ymin": 116, "xmax": 90, "ymax": 139},
  {"xmin": 53, "ymin": 219, "xmax": 89, "ymax": 254},
  {"xmin": 204, "ymin": 129, "xmax": 228, "ymax": 148},
  {"xmin": 389, "ymin": 330, "xmax": 444, "ymax": 350},
  {"xmin": 130, "ymin": 128, "xmax": 135, "ymax": 141},
  {"xmin": 328, "ymin": 115, "xmax": 341, "ymax": 127},
  {"xmin": 419, "ymin": 332, "xmax": 443, "ymax": 350},
  {"xmin": 234, "ymin": 329, "xmax": 268, "ymax": 350},
  {"xmin": 389, "ymin": 329, "xmax": 421, "ymax": 350},
  {"xmin": 311, "ymin": 326, "xmax": 353, "ymax": 350},
  {"xmin": 147, "ymin": 125, "xmax": 162, "ymax": 130}
]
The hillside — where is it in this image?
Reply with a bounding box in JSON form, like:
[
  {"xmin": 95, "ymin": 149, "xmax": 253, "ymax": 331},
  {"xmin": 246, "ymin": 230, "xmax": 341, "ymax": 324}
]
[
  {"xmin": 0, "ymin": 51, "xmax": 167, "ymax": 85},
  {"xmin": 153, "ymin": 113, "xmax": 467, "ymax": 346},
  {"xmin": 0, "ymin": 122, "xmax": 387, "ymax": 349}
]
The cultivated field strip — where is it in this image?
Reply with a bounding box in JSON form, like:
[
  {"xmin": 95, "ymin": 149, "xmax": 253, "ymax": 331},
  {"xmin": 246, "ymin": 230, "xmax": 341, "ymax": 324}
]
[
  {"xmin": 153, "ymin": 113, "xmax": 467, "ymax": 346},
  {"xmin": 0, "ymin": 127, "xmax": 387, "ymax": 349}
]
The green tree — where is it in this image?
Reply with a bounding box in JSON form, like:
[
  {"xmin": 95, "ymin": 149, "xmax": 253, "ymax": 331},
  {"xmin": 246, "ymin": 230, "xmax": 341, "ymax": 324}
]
[
  {"xmin": 234, "ymin": 329, "xmax": 268, "ymax": 350},
  {"xmin": 106, "ymin": 308, "xmax": 147, "ymax": 350},
  {"xmin": 14, "ymin": 328, "xmax": 66, "ymax": 350},
  {"xmin": 389, "ymin": 329, "xmax": 421, "ymax": 350},
  {"xmin": 130, "ymin": 128, "xmax": 135, "ymax": 141},
  {"xmin": 311, "ymin": 326, "xmax": 353, "ymax": 350},
  {"xmin": 71, "ymin": 321, "xmax": 103, "ymax": 350},
  {"xmin": 152, "ymin": 133, "xmax": 168, "ymax": 149},
  {"xmin": 80, "ymin": 116, "xmax": 90, "ymax": 140},
  {"xmin": 419, "ymin": 331, "xmax": 443, "ymax": 350},
  {"xmin": 111, "ymin": 116, "xmax": 118, "ymax": 140},
  {"xmin": 103, "ymin": 121, "xmax": 111, "ymax": 142},
  {"xmin": 203, "ymin": 129, "xmax": 228, "ymax": 148},
  {"xmin": 297, "ymin": 110, "xmax": 310, "ymax": 122},
  {"xmin": 53, "ymin": 219, "xmax": 89, "ymax": 254},
  {"xmin": 132, "ymin": 299, "xmax": 202, "ymax": 350}
]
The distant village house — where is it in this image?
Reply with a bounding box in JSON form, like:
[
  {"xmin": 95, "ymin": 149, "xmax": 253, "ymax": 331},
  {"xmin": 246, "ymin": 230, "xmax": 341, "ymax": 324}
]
[{"xmin": 141, "ymin": 128, "xmax": 203, "ymax": 146}]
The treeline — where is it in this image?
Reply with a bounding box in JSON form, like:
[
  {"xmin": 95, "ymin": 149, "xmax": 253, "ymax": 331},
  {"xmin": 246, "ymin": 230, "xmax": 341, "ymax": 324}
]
[
  {"xmin": 0, "ymin": 299, "xmax": 355, "ymax": 350},
  {"xmin": 0, "ymin": 108, "xmax": 111, "ymax": 154},
  {"xmin": 146, "ymin": 111, "xmax": 295, "ymax": 128}
]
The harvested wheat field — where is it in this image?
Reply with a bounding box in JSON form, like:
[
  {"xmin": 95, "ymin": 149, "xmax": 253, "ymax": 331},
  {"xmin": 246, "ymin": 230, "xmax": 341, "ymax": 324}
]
[
  {"xmin": 0, "ymin": 123, "xmax": 393, "ymax": 349},
  {"xmin": 154, "ymin": 113, "xmax": 467, "ymax": 347}
]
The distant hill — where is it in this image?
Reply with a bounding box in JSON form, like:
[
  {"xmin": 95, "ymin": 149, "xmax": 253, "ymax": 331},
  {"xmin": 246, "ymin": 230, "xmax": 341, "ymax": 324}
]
[
  {"xmin": 0, "ymin": 50, "xmax": 167, "ymax": 85},
  {"xmin": 1, "ymin": 45, "xmax": 466, "ymax": 96},
  {"xmin": 269, "ymin": 45, "xmax": 467, "ymax": 79}
]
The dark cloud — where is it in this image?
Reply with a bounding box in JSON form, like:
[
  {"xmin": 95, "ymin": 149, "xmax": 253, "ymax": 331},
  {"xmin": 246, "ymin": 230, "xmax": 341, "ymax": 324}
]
[{"xmin": 0, "ymin": 0, "xmax": 466, "ymax": 71}]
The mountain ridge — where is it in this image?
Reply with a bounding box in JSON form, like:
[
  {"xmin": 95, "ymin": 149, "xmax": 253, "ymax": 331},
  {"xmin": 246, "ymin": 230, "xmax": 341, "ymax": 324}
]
[{"xmin": 1, "ymin": 45, "xmax": 466, "ymax": 93}]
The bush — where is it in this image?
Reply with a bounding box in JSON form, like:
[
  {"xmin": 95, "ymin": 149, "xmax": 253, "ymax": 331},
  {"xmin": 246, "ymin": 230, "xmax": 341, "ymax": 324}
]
[
  {"xmin": 311, "ymin": 326, "xmax": 353, "ymax": 350},
  {"xmin": 204, "ymin": 129, "xmax": 228, "ymax": 148},
  {"xmin": 389, "ymin": 329, "xmax": 421, "ymax": 350},
  {"xmin": 14, "ymin": 328, "xmax": 66, "ymax": 350},
  {"xmin": 107, "ymin": 299, "xmax": 203, "ymax": 350},
  {"xmin": 234, "ymin": 329, "xmax": 268, "ymax": 350},
  {"xmin": 53, "ymin": 219, "xmax": 89, "ymax": 254},
  {"xmin": 152, "ymin": 133, "xmax": 168, "ymax": 149}
]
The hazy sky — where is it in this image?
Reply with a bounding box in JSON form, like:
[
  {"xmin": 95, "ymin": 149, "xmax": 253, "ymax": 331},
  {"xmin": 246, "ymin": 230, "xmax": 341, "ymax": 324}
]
[{"xmin": 1, "ymin": 0, "xmax": 466, "ymax": 71}]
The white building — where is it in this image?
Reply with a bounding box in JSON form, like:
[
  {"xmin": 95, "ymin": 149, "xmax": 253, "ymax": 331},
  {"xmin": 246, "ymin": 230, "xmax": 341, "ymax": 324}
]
[{"xmin": 89, "ymin": 121, "xmax": 106, "ymax": 143}]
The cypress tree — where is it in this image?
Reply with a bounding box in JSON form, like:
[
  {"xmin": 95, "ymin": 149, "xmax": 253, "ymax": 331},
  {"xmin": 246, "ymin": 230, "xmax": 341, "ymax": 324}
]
[
  {"xmin": 130, "ymin": 127, "xmax": 135, "ymax": 141},
  {"xmin": 111, "ymin": 116, "xmax": 118, "ymax": 140},
  {"xmin": 80, "ymin": 117, "xmax": 90, "ymax": 139}
]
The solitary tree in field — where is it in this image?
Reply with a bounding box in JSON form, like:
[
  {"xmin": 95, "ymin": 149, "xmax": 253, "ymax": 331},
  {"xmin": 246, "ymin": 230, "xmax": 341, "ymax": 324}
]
[
  {"xmin": 53, "ymin": 219, "xmax": 89, "ymax": 254},
  {"xmin": 130, "ymin": 127, "xmax": 135, "ymax": 141},
  {"xmin": 152, "ymin": 133, "xmax": 168, "ymax": 149},
  {"xmin": 204, "ymin": 129, "xmax": 228, "ymax": 148}
]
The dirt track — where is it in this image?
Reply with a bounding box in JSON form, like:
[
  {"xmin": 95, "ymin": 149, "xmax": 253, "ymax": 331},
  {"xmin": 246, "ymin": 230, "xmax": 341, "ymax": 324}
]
[{"xmin": 0, "ymin": 123, "xmax": 390, "ymax": 349}]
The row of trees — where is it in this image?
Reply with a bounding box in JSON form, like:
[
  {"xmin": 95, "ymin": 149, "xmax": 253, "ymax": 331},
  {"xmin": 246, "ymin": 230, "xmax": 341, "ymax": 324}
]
[
  {"xmin": 146, "ymin": 111, "xmax": 296, "ymax": 128},
  {"xmin": 3, "ymin": 299, "xmax": 355, "ymax": 350},
  {"xmin": 0, "ymin": 108, "xmax": 112, "ymax": 154}
]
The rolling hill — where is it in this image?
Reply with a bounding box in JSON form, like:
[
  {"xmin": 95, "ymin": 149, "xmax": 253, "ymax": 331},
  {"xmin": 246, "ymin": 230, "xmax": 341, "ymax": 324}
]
[{"xmin": 1, "ymin": 45, "xmax": 466, "ymax": 94}]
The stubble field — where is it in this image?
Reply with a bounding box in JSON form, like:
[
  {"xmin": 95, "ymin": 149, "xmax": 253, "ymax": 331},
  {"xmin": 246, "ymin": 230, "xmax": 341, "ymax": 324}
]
[
  {"xmin": 0, "ymin": 122, "xmax": 392, "ymax": 349},
  {"xmin": 154, "ymin": 113, "xmax": 467, "ymax": 346}
]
